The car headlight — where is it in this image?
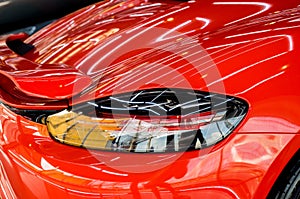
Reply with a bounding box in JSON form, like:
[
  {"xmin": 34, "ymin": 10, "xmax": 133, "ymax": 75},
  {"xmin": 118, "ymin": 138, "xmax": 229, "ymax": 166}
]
[{"xmin": 44, "ymin": 88, "xmax": 248, "ymax": 152}]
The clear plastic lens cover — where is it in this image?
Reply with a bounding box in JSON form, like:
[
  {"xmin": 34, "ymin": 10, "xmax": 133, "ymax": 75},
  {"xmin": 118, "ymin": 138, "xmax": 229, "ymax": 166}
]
[{"xmin": 46, "ymin": 88, "xmax": 248, "ymax": 152}]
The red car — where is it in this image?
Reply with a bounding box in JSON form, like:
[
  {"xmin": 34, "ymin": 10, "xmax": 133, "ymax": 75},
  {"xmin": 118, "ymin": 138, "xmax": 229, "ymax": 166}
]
[{"xmin": 0, "ymin": 0, "xmax": 299, "ymax": 198}]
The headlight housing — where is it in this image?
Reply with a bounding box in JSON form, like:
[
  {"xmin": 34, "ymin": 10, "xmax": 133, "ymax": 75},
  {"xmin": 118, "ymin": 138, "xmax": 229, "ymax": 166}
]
[{"xmin": 44, "ymin": 88, "xmax": 248, "ymax": 152}]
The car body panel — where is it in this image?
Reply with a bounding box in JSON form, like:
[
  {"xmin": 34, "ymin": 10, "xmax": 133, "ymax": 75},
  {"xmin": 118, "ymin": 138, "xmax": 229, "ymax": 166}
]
[
  {"xmin": 0, "ymin": 0, "xmax": 299, "ymax": 198},
  {"xmin": 0, "ymin": 106, "xmax": 298, "ymax": 198}
]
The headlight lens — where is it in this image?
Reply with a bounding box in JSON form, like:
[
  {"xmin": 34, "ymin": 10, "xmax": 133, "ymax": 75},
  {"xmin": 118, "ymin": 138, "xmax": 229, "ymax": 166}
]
[{"xmin": 45, "ymin": 88, "xmax": 248, "ymax": 152}]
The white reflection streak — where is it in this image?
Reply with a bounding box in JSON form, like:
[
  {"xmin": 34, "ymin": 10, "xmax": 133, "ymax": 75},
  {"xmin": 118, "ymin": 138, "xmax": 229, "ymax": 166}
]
[
  {"xmin": 289, "ymin": 18, "xmax": 300, "ymax": 23},
  {"xmin": 76, "ymin": 35, "xmax": 122, "ymax": 69},
  {"xmin": 102, "ymin": 170, "xmax": 128, "ymax": 176},
  {"xmin": 126, "ymin": 6, "xmax": 190, "ymax": 34},
  {"xmin": 146, "ymin": 154, "xmax": 177, "ymax": 164},
  {"xmin": 0, "ymin": 1, "xmax": 10, "ymax": 7},
  {"xmin": 73, "ymin": 39, "xmax": 87, "ymax": 43},
  {"xmin": 206, "ymin": 40, "xmax": 252, "ymax": 50},
  {"xmin": 275, "ymin": 25, "xmax": 300, "ymax": 31},
  {"xmin": 129, "ymin": 49, "xmax": 209, "ymax": 86},
  {"xmin": 208, "ymin": 34, "xmax": 294, "ymax": 51},
  {"xmin": 213, "ymin": 37, "xmax": 289, "ymax": 66},
  {"xmin": 3, "ymin": 108, "xmax": 16, "ymax": 120},
  {"xmin": 254, "ymin": 34, "xmax": 294, "ymax": 51},
  {"xmin": 25, "ymin": 126, "xmax": 38, "ymax": 131},
  {"xmin": 41, "ymin": 43, "xmax": 70, "ymax": 64},
  {"xmin": 91, "ymin": 34, "xmax": 198, "ymax": 83},
  {"xmin": 195, "ymin": 17, "xmax": 211, "ymax": 29},
  {"xmin": 51, "ymin": 43, "xmax": 67, "ymax": 49},
  {"xmin": 129, "ymin": 13, "xmax": 154, "ymax": 17},
  {"xmin": 0, "ymin": 162, "xmax": 17, "ymax": 199},
  {"xmin": 170, "ymin": 47, "xmax": 234, "ymax": 81},
  {"xmin": 133, "ymin": 3, "xmax": 162, "ymax": 10},
  {"xmin": 92, "ymin": 40, "xmax": 212, "ymax": 93},
  {"xmin": 99, "ymin": 58, "xmax": 163, "ymax": 91},
  {"xmin": 213, "ymin": 2, "xmax": 271, "ymax": 26},
  {"xmin": 96, "ymin": 0, "xmax": 114, "ymax": 8},
  {"xmin": 130, "ymin": 44, "xmax": 208, "ymax": 85},
  {"xmin": 90, "ymin": 46, "xmax": 158, "ymax": 78},
  {"xmin": 145, "ymin": 109, "xmax": 160, "ymax": 116},
  {"xmin": 118, "ymin": 49, "xmax": 191, "ymax": 90},
  {"xmin": 173, "ymin": 45, "xmax": 234, "ymax": 78},
  {"xmin": 110, "ymin": 96, "xmax": 144, "ymax": 104},
  {"xmin": 207, "ymin": 51, "xmax": 288, "ymax": 87},
  {"xmin": 169, "ymin": 99, "xmax": 202, "ymax": 111},
  {"xmin": 41, "ymin": 158, "xmax": 56, "ymax": 171},
  {"xmin": 0, "ymin": 120, "xmax": 2, "ymax": 133},
  {"xmin": 235, "ymin": 71, "xmax": 285, "ymax": 95},
  {"xmin": 87, "ymin": 102, "xmax": 99, "ymax": 107},
  {"xmin": 151, "ymin": 89, "xmax": 166, "ymax": 102},
  {"xmin": 42, "ymin": 72, "xmax": 82, "ymax": 77},
  {"xmin": 8, "ymin": 151, "xmax": 42, "ymax": 172},
  {"xmin": 140, "ymin": 102, "xmax": 168, "ymax": 112},
  {"xmin": 156, "ymin": 20, "xmax": 192, "ymax": 41},
  {"xmin": 34, "ymin": 4, "xmax": 95, "ymax": 45},
  {"xmin": 130, "ymin": 90, "xmax": 143, "ymax": 102},
  {"xmin": 87, "ymin": 21, "xmax": 164, "ymax": 74},
  {"xmin": 225, "ymin": 29, "xmax": 272, "ymax": 39},
  {"xmin": 64, "ymin": 78, "xmax": 88, "ymax": 87},
  {"xmin": 110, "ymin": 157, "xmax": 120, "ymax": 162},
  {"xmin": 95, "ymin": 18, "xmax": 114, "ymax": 25}
]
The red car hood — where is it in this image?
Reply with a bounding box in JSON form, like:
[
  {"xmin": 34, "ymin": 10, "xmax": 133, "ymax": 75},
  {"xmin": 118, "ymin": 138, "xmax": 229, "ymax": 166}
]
[{"xmin": 0, "ymin": 0, "xmax": 299, "ymax": 107}]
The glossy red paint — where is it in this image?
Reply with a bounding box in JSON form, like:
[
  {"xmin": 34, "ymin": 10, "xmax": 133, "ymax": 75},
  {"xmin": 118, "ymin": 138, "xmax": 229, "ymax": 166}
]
[{"xmin": 0, "ymin": 0, "xmax": 299, "ymax": 198}]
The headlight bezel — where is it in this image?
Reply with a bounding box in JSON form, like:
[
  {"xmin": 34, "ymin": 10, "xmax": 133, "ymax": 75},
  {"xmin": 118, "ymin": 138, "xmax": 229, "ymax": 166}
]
[{"xmin": 2, "ymin": 88, "xmax": 248, "ymax": 153}]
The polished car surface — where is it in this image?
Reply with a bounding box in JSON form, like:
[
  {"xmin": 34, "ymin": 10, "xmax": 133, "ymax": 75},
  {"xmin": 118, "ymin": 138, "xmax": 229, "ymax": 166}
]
[{"xmin": 0, "ymin": 0, "xmax": 299, "ymax": 198}]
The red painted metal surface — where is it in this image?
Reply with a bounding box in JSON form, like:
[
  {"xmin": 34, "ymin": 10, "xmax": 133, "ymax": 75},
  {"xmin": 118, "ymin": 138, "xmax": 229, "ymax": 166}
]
[{"xmin": 0, "ymin": 0, "xmax": 299, "ymax": 198}]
